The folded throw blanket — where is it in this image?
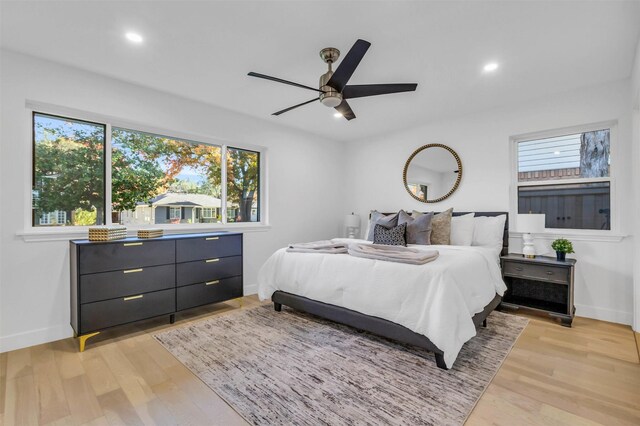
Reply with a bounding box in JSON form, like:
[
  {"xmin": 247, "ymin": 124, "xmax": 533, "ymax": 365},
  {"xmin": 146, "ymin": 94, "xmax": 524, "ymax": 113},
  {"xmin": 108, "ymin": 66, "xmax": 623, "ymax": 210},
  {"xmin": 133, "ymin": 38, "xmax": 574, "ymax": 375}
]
[
  {"xmin": 287, "ymin": 240, "xmax": 348, "ymax": 254},
  {"xmin": 348, "ymin": 243, "xmax": 439, "ymax": 265}
]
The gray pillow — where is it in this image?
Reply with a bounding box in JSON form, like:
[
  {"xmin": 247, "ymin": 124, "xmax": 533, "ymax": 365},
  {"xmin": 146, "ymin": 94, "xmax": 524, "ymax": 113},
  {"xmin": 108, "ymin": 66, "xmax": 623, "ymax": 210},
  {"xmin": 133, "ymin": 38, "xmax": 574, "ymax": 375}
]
[
  {"xmin": 367, "ymin": 211, "xmax": 399, "ymax": 241},
  {"xmin": 373, "ymin": 223, "xmax": 407, "ymax": 246},
  {"xmin": 398, "ymin": 210, "xmax": 433, "ymax": 245}
]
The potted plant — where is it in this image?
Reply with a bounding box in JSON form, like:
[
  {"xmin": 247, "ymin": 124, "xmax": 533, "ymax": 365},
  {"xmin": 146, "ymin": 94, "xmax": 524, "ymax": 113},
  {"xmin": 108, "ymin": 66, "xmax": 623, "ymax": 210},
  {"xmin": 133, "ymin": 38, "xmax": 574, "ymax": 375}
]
[{"xmin": 551, "ymin": 238, "xmax": 574, "ymax": 261}]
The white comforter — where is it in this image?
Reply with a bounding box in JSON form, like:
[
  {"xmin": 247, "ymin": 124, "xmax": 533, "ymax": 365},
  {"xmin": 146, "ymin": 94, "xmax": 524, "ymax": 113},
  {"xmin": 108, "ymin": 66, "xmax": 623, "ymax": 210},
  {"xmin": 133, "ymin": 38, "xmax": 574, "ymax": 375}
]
[{"xmin": 257, "ymin": 239, "xmax": 507, "ymax": 368}]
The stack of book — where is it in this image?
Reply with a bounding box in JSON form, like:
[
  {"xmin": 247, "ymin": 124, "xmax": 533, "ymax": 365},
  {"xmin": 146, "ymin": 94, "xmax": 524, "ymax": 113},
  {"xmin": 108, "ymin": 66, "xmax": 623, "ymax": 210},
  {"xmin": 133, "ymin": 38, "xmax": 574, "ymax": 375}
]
[
  {"xmin": 88, "ymin": 225, "xmax": 127, "ymax": 241},
  {"xmin": 137, "ymin": 228, "xmax": 164, "ymax": 239}
]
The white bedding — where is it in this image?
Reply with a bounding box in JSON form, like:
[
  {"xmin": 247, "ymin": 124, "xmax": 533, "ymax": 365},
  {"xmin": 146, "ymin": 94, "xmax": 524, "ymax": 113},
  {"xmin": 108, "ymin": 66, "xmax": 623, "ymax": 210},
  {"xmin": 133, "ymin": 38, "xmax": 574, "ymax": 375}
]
[{"xmin": 257, "ymin": 239, "xmax": 507, "ymax": 368}]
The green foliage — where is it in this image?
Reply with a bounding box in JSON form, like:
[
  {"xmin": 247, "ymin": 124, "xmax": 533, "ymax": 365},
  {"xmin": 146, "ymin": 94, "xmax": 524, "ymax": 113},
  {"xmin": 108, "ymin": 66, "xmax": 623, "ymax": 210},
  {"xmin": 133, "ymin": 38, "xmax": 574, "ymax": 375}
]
[
  {"xmin": 227, "ymin": 148, "xmax": 259, "ymax": 222},
  {"xmin": 34, "ymin": 122, "xmax": 105, "ymax": 225},
  {"xmin": 551, "ymin": 238, "xmax": 574, "ymax": 254},
  {"xmin": 73, "ymin": 208, "xmax": 97, "ymax": 226}
]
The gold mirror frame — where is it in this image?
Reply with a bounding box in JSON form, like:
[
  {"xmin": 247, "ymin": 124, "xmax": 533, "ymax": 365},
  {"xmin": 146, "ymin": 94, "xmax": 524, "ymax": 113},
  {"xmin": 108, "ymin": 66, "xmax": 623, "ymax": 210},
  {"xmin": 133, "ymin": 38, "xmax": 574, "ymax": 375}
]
[{"xmin": 402, "ymin": 143, "xmax": 463, "ymax": 203}]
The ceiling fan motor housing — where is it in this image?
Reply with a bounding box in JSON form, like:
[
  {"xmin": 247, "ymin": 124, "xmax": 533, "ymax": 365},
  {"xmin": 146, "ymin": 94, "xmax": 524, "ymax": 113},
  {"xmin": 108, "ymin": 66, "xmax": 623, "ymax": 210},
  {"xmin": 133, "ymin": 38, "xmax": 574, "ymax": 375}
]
[{"xmin": 319, "ymin": 70, "xmax": 342, "ymax": 107}]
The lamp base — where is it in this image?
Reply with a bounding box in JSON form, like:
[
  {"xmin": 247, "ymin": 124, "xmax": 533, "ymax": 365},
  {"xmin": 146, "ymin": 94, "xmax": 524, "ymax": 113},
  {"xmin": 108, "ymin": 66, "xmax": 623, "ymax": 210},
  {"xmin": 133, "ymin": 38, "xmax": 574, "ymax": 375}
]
[{"xmin": 522, "ymin": 233, "xmax": 536, "ymax": 258}]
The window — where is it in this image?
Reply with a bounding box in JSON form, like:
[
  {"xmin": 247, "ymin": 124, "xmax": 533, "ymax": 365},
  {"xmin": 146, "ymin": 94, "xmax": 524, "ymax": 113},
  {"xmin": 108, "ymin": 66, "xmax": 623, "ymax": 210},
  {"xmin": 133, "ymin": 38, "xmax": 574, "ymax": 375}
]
[
  {"xmin": 227, "ymin": 147, "xmax": 260, "ymax": 223},
  {"xmin": 111, "ymin": 128, "xmax": 222, "ymax": 225},
  {"xmin": 515, "ymin": 128, "xmax": 611, "ymax": 230},
  {"xmin": 32, "ymin": 113, "xmax": 105, "ymax": 227},
  {"xmin": 31, "ymin": 111, "xmax": 263, "ymax": 228}
]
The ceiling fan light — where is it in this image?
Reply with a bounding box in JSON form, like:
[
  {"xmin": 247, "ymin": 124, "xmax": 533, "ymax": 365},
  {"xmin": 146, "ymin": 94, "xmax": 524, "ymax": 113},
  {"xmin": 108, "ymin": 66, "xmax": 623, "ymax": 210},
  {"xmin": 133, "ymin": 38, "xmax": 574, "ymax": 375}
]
[{"xmin": 320, "ymin": 95, "xmax": 342, "ymax": 108}]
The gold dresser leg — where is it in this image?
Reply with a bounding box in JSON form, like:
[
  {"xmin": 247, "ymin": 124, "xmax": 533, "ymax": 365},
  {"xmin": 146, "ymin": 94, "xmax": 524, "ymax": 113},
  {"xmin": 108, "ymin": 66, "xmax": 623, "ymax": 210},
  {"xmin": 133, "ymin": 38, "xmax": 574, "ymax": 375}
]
[
  {"xmin": 237, "ymin": 297, "xmax": 244, "ymax": 308},
  {"xmin": 78, "ymin": 332, "xmax": 100, "ymax": 352}
]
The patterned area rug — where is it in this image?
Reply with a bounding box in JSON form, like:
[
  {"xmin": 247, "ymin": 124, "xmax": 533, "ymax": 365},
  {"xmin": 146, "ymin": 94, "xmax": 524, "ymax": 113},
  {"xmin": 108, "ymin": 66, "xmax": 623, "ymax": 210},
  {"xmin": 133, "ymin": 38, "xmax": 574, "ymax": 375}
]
[{"xmin": 154, "ymin": 305, "xmax": 528, "ymax": 425}]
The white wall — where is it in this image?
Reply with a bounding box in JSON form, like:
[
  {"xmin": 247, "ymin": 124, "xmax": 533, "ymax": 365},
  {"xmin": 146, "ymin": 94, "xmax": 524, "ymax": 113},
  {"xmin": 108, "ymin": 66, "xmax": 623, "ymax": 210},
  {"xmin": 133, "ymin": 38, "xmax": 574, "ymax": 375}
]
[
  {"xmin": 0, "ymin": 50, "xmax": 346, "ymax": 352},
  {"xmin": 631, "ymin": 39, "xmax": 640, "ymax": 332},
  {"xmin": 344, "ymin": 79, "xmax": 635, "ymax": 326}
]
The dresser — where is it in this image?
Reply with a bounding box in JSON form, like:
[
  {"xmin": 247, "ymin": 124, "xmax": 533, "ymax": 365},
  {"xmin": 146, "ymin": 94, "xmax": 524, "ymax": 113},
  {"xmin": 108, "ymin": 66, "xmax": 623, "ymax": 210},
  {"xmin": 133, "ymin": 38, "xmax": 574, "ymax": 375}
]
[
  {"xmin": 500, "ymin": 254, "xmax": 576, "ymax": 326},
  {"xmin": 70, "ymin": 232, "xmax": 242, "ymax": 350}
]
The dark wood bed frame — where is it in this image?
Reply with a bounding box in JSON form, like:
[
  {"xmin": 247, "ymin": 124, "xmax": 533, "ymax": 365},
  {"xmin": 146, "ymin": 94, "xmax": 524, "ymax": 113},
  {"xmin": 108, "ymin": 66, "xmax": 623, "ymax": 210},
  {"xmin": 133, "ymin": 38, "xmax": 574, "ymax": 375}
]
[{"xmin": 272, "ymin": 212, "xmax": 508, "ymax": 370}]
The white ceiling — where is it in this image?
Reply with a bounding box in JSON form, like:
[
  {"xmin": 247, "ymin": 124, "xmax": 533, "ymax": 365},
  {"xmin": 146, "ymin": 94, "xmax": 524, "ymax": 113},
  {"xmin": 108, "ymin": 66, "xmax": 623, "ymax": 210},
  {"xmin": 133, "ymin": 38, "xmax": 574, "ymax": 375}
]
[{"xmin": 2, "ymin": 1, "xmax": 639, "ymax": 142}]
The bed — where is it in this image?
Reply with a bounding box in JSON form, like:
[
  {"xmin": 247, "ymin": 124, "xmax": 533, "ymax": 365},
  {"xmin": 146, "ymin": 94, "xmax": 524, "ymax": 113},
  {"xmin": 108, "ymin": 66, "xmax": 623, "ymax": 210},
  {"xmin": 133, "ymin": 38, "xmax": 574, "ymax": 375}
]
[{"xmin": 257, "ymin": 212, "xmax": 509, "ymax": 369}]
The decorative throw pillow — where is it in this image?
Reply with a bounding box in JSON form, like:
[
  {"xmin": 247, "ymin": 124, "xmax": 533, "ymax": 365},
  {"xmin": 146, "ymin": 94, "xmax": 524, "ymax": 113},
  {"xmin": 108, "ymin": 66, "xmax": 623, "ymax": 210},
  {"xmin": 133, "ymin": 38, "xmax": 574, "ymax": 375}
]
[
  {"xmin": 429, "ymin": 208, "xmax": 453, "ymax": 245},
  {"xmin": 398, "ymin": 210, "xmax": 433, "ymax": 245},
  {"xmin": 373, "ymin": 223, "xmax": 407, "ymax": 246},
  {"xmin": 366, "ymin": 211, "xmax": 400, "ymax": 241},
  {"xmin": 450, "ymin": 213, "xmax": 475, "ymax": 246}
]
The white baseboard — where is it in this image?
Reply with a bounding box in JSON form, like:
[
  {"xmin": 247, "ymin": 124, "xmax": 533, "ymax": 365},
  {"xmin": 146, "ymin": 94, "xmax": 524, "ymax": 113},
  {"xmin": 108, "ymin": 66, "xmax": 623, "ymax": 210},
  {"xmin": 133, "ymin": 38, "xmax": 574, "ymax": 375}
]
[
  {"xmin": 243, "ymin": 283, "xmax": 258, "ymax": 296},
  {"xmin": 575, "ymin": 304, "xmax": 633, "ymax": 325},
  {"xmin": 0, "ymin": 324, "xmax": 73, "ymax": 353}
]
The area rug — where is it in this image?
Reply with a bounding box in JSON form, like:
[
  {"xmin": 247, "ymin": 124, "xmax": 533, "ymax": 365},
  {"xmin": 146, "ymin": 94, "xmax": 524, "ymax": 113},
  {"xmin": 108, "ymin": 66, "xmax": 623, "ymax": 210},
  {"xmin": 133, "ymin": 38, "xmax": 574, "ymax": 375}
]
[{"xmin": 154, "ymin": 305, "xmax": 528, "ymax": 425}]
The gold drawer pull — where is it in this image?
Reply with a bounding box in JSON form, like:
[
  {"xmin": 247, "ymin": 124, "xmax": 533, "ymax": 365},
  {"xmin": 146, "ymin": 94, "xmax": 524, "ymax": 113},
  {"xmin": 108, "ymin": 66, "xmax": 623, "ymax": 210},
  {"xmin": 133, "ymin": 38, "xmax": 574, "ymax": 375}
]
[
  {"xmin": 124, "ymin": 295, "xmax": 143, "ymax": 301},
  {"xmin": 123, "ymin": 268, "xmax": 143, "ymax": 274},
  {"xmin": 514, "ymin": 267, "xmax": 523, "ymax": 271},
  {"xmin": 546, "ymin": 271, "xmax": 554, "ymax": 275},
  {"xmin": 205, "ymin": 280, "xmax": 220, "ymax": 286},
  {"xmin": 206, "ymin": 237, "xmax": 219, "ymax": 241},
  {"xmin": 123, "ymin": 242, "xmax": 143, "ymax": 247},
  {"xmin": 205, "ymin": 258, "xmax": 220, "ymax": 263}
]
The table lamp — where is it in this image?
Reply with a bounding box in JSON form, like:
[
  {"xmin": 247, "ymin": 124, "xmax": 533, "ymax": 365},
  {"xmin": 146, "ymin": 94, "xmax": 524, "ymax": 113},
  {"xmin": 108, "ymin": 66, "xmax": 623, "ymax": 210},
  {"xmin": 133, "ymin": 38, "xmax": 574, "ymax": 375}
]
[
  {"xmin": 344, "ymin": 213, "xmax": 361, "ymax": 239},
  {"xmin": 517, "ymin": 213, "xmax": 545, "ymax": 258}
]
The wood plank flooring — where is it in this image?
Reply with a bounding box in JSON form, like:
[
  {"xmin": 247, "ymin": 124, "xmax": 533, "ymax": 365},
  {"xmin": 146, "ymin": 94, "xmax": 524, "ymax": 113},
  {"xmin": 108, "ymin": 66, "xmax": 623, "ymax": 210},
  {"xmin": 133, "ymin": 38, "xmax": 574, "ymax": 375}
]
[{"xmin": 1, "ymin": 296, "xmax": 639, "ymax": 425}]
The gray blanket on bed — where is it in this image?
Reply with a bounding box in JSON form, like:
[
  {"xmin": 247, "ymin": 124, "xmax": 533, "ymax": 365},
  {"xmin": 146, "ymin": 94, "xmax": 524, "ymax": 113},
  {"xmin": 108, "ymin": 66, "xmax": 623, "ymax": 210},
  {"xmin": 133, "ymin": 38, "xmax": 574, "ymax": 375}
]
[
  {"xmin": 348, "ymin": 243, "xmax": 439, "ymax": 265},
  {"xmin": 287, "ymin": 240, "xmax": 348, "ymax": 254}
]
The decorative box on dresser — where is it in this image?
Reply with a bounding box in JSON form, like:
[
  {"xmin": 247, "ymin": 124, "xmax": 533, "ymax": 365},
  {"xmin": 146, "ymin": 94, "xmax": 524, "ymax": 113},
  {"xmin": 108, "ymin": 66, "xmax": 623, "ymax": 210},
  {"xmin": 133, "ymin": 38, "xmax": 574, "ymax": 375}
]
[
  {"xmin": 500, "ymin": 254, "xmax": 576, "ymax": 326},
  {"xmin": 70, "ymin": 232, "xmax": 243, "ymax": 351}
]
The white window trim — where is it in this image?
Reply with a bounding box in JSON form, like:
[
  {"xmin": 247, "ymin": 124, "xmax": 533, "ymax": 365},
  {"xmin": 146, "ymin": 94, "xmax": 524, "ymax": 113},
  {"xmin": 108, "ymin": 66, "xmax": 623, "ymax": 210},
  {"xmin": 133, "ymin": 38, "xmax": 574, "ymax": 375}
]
[
  {"xmin": 509, "ymin": 120, "xmax": 627, "ymax": 242},
  {"xmin": 21, "ymin": 100, "xmax": 269, "ymax": 241}
]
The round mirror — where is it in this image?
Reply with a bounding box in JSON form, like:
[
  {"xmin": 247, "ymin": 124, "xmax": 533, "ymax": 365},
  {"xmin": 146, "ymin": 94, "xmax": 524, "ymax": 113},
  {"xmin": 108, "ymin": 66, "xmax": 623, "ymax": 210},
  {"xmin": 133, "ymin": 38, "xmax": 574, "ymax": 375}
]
[{"xmin": 403, "ymin": 144, "xmax": 462, "ymax": 203}]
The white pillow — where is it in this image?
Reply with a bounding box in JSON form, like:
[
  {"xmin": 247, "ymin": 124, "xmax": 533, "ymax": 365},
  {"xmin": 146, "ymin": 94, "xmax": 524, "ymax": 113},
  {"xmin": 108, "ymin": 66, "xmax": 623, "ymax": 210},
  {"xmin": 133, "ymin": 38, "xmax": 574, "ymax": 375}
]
[
  {"xmin": 450, "ymin": 213, "xmax": 475, "ymax": 246},
  {"xmin": 472, "ymin": 215, "xmax": 507, "ymax": 256}
]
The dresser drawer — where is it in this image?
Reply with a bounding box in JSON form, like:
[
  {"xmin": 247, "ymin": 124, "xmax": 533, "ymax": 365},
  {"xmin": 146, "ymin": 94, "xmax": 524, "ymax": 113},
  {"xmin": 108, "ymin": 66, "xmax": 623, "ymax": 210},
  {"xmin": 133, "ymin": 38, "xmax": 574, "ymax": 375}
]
[
  {"xmin": 177, "ymin": 276, "xmax": 243, "ymax": 311},
  {"xmin": 176, "ymin": 255, "xmax": 242, "ymax": 287},
  {"xmin": 503, "ymin": 262, "xmax": 569, "ymax": 284},
  {"xmin": 80, "ymin": 264, "xmax": 175, "ymax": 304},
  {"xmin": 79, "ymin": 240, "xmax": 175, "ymax": 274},
  {"xmin": 176, "ymin": 234, "xmax": 242, "ymax": 263},
  {"xmin": 80, "ymin": 288, "xmax": 175, "ymax": 333}
]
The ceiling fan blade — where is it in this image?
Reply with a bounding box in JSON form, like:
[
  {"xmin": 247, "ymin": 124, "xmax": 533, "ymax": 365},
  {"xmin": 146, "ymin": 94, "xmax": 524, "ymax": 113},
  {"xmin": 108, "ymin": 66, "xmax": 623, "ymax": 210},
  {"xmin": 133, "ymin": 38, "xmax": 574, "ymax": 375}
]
[
  {"xmin": 272, "ymin": 98, "xmax": 319, "ymax": 116},
  {"xmin": 248, "ymin": 72, "xmax": 324, "ymax": 93},
  {"xmin": 334, "ymin": 100, "xmax": 356, "ymax": 120},
  {"xmin": 326, "ymin": 39, "xmax": 371, "ymax": 92},
  {"xmin": 342, "ymin": 83, "xmax": 418, "ymax": 99}
]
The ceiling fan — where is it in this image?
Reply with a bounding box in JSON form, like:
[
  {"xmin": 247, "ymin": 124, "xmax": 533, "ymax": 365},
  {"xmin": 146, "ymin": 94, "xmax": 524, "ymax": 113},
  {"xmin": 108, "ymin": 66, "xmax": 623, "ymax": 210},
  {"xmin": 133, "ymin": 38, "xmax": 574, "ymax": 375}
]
[{"xmin": 248, "ymin": 39, "xmax": 418, "ymax": 120}]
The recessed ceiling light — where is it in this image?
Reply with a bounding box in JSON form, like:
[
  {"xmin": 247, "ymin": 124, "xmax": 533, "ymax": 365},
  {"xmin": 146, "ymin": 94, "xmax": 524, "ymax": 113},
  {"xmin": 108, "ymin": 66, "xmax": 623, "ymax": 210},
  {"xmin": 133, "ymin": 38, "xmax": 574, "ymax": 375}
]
[
  {"xmin": 554, "ymin": 151, "xmax": 561, "ymax": 155},
  {"xmin": 483, "ymin": 62, "xmax": 499, "ymax": 72},
  {"xmin": 125, "ymin": 32, "xmax": 143, "ymax": 43},
  {"xmin": 333, "ymin": 112, "xmax": 342, "ymax": 118}
]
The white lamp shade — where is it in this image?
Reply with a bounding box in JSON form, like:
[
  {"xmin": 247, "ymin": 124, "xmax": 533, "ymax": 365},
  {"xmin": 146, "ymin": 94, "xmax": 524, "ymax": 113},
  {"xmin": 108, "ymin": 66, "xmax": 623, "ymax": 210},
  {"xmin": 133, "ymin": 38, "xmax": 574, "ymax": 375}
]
[
  {"xmin": 517, "ymin": 214, "xmax": 545, "ymax": 233},
  {"xmin": 344, "ymin": 214, "xmax": 361, "ymax": 228}
]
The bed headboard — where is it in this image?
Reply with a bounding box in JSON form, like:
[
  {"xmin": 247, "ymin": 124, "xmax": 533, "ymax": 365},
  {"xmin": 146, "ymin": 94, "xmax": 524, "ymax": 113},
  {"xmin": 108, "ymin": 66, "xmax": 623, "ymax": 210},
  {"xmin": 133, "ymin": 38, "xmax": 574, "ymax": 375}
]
[{"xmin": 378, "ymin": 211, "xmax": 509, "ymax": 256}]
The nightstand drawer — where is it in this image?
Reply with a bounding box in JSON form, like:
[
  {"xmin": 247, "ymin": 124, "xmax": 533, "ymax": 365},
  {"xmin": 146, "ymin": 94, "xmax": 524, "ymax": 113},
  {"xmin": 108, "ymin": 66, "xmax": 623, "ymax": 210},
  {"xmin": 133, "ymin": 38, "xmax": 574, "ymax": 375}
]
[{"xmin": 503, "ymin": 262, "xmax": 569, "ymax": 284}]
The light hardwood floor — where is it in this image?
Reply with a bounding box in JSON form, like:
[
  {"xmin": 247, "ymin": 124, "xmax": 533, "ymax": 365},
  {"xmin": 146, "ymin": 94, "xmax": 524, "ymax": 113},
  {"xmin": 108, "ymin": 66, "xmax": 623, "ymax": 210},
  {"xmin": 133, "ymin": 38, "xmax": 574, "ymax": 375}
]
[{"xmin": 1, "ymin": 296, "xmax": 639, "ymax": 425}]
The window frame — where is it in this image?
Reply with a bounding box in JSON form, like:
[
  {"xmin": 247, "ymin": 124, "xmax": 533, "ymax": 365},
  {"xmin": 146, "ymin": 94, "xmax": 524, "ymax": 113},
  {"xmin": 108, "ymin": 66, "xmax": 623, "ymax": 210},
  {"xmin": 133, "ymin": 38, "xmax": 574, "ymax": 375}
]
[
  {"xmin": 510, "ymin": 120, "xmax": 620, "ymax": 239},
  {"xmin": 22, "ymin": 101, "xmax": 268, "ymax": 239}
]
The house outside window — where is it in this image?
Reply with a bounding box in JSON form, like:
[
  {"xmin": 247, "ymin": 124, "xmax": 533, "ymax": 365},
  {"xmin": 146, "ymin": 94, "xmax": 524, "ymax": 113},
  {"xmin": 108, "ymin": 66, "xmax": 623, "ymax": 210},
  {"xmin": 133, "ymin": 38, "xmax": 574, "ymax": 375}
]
[
  {"xmin": 514, "ymin": 125, "xmax": 612, "ymax": 230},
  {"xmin": 202, "ymin": 208, "xmax": 214, "ymax": 218}
]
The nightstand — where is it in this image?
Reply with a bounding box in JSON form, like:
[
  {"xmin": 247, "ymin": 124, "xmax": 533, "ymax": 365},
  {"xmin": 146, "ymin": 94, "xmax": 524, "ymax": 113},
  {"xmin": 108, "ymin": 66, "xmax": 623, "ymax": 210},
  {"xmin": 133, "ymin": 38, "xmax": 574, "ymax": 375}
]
[{"xmin": 500, "ymin": 254, "xmax": 576, "ymax": 327}]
